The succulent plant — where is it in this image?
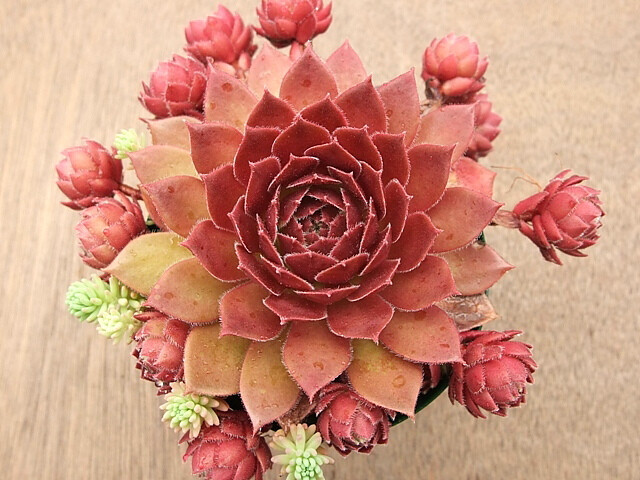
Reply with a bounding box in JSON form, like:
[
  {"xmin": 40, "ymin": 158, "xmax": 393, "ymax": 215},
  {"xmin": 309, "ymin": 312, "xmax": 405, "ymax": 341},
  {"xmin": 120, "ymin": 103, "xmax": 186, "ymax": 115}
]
[
  {"xmin": 270, "ymin": 423, "xmax": 334, "ymax": 480},
  {"xmin": 106, "ymin": 44, "xmax": 516, "ymax": 432},
  {"xmin": 113, "ymin": 129, "xmax": 146, "ymax": 160},
  {"xmin": 184, "ymin": 5, "xmax": 256, "ymax": 69},
  {"xmin": 315, "ymin": 383, "xmax": 391, "ymax": 455},
  {"xmin": 133, "ymin": 311, "xmax": 191, "ymax": 393},
  {"xmin": 55, "ymin": 3, "xmax": 606, "ymax": 478},
  {"xmin": 512, "ymin": 170, "xmax": 604, "ymax": 264},
  {"xmin": 161, "ymin": 382, "xmax": 230, "ymax": 438},
  {"xmin": 55, "ymin": 140, "xmax": 123, "ymax": 210},
  {"xmin": 422, "ymin": 33, "xmax": 488, "ymax": 100},
  {"xmin": 449, "ymin": 330, "xmax": 537, "ymax": 418},
  {"xmin": 467, "ymin": 93, "xmax": 502, "ymax": 159},
  {"xmin": 182, "ymin": 411, "xmax": 272, "ymax": 480},
  {"xmin": 139, "ymin": 55, "xmax": 207, "ymax": 119},
  {"xmin": 255, "ymin": 0, "xmax": 332, "ymax": 48},
  {"xmin": 75, "ymin": 191, "xmax": 147, "ymax": 269}
]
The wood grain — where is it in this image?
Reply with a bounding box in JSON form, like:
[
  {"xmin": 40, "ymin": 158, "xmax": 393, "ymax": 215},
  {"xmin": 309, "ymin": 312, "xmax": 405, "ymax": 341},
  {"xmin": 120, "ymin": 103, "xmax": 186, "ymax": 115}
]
[{"xmin": 1, "ymin": 1, "xmax": 639, "ymax": 478}]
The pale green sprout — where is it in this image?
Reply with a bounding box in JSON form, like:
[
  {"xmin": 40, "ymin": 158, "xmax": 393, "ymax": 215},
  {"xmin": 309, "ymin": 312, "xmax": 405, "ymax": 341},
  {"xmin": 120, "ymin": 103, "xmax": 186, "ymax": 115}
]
[
  {"xmin": 113, "ymin": 128, "xmax": 146, "ymax": 160},
  {"xmin": 160, "ymin": 382, "xmax": 230, "ymax": 438},
  {"xmin": 66, "ymin": 275, "xmax": 144, "ymax": 343},
  {"xmin": 270, "ymin": 424, "xmax": 334, "ymax": 480}
]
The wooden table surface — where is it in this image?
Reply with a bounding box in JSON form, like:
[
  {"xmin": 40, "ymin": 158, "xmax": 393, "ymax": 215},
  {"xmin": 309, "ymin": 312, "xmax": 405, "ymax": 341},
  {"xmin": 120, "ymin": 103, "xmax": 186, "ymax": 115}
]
[{"xmin": 1, "ymin": 1, "xmax": 638, "ymax": 479}]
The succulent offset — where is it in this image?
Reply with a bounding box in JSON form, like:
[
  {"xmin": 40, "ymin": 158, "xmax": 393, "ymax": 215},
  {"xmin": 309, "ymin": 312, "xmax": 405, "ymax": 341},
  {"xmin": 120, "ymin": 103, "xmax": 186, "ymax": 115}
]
[{"xmin": 55, "ymin": 2, "xmax": 605, "ymax": 479}]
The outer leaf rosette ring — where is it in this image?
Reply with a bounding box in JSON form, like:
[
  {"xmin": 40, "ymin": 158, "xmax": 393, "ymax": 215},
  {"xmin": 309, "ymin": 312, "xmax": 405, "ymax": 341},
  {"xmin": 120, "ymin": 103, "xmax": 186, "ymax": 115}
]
[{"xmin": 109, "ymin": 44, "xmax": 508, "ymax": 431}]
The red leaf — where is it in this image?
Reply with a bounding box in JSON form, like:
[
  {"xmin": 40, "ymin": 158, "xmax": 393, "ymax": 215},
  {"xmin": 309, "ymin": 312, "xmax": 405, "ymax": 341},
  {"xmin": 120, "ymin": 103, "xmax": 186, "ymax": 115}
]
[
  {"xmin": 182, "ymin": 220, "xmax": 244, "ymax": 282},
  {"xmin": 279, "ymin": 47, "xmax": 338, "ymax": 110},
  {"xmin": 146, "ymin": 258, "xmax": 230, "ymax": 324},
  {"xmin": 326, "ymin": 41, "xmax": 368, "ymax": 93},
  {"xmin": 246, "ymin": 90, "xmax": 296, "ymax": 129},
  {"xmin": 233, "ymin": 127, "xmax": 280, "ymax": 186},
  {"xmin": 380, "ymin": 255, "xmax": 457, "ymax": 311},
  {"xmin": 378, "ymin": 70, "xmax": 420, "ymax": 145},
  {"xmin": 184, "ymin": 324, "xmax": 250, "ymax": 396},
  {"xmin": 327, "ymin": 295, "xmax": 393, "ymax": 341},
  {"xmin": 203, "ymin": 165, "xmax": 245, "ymax": 232},
  {"xmin": 264, "ymin": 292, "xmax": 327, "ymax": 321},
  {"xmin": 220, "ymin": 282, "xmax": 284, "ymax": 341},
  {"xmin": 142, "ymin": 175, "xmax": 209, "ymax": 238},
  {"xmin": 373, "ymin": 133, "xmax": 410, "ymax": 186},
  {"xmin": 240, "ymin": 338, "xmax": 301, "ymax": 431},
  {"xmin": 335, "ymin": 77, "xmax": 387, "ymax": 133},
  {"xmin": 379, "ymin": 306, "xmax": 462, "ymax": 363},
  {"xmin": 428, "ymin": 187, "xmax": 502, "ymax": 253},
  {"xmin": 414, "ymin": 104, "xmax": 475, "ymax": 164},
  {"xmin": 204, "ymin": 67, "xmax": 257, "ymax": 130},
  {"xmin": 406, "ymin": 143, "xmax": 453, "ymax": 212},
  {"xmin": 440, "ymin": 243, "xmax": 513, "ymax": 295},
  {"xmin": 247, "ymin": 43, "xmax": 293, "ymax": 96},
  {"xmin": 283, "ymin": 321, "xmax": 351, "ymax": 399},
  {"xmin": 389, "ymin": 212, "xmax": 440, "ymax": 272},
  {"xmin": 188, "ymin": 123, "xmax": 243, "ymax": 174},
  {"xmin": 300, "ymin": 97, "xmax": 348, "ymax": 133},
  {"xmin": 347, "ymin": 340, "xmax": 423, "ymax": 416}
]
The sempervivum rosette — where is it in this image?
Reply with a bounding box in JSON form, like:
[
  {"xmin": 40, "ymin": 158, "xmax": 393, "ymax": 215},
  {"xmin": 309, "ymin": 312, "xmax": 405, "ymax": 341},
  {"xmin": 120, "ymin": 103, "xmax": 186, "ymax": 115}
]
[
  {"xmin": 56, "ymin": 3, "xmax": 605, "ymax": 478},
  {"xmin": 107, "ymin": 43, "xmax": 512, "ymax": 430}
]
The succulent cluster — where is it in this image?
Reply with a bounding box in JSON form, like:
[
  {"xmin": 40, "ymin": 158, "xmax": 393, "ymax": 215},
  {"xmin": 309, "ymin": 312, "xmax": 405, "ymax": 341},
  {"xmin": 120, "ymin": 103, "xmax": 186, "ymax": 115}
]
[{"xmin": 55, "ymin": 2, "xmax": 604, "ymax": 479}]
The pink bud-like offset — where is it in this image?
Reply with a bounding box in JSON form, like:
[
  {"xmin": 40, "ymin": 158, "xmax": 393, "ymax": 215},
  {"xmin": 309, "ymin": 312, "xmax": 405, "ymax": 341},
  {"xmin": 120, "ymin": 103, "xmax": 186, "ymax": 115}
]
[
  {"xmin": 315, "ymin": 383, "xmax": 391, "ymax": 456},
  {"xmin": 513, "ymin": 170, "xmax": 604, "ymax": 264},
  {"xmin": 185, "ymin": 5, "xmax": 256, "ymax": 66},
  {"xmin": 449, "ymin": 330, "xmax": 537, "ymax": 418},
  {"xmin": 75, "ymin": 191, "xmax": 146, "ymax": 269},
  {"xmin": 422, "ymin": 33, "xmax": 488, "ymax": 99},
  {"xmin": 182, "ymin": 411, "xmax": 272, "ymax": 480},
  {"xmin": 139, "ymin": 55, "xmax": 207, "ymax": 119},
  {"xmin": 133, "ymin": 311, "xmax": 190, "ymax": 394},
  {"xmin": 255, "ymin": 0, "xmax": 332, "ymax": 46},
  {"xmin": 467, "ymin": 94, "xmax": 501, "ymax": 158},
  {"xmin": 55, "ymin": 140, "xmax": 123, "ymax": 210}
]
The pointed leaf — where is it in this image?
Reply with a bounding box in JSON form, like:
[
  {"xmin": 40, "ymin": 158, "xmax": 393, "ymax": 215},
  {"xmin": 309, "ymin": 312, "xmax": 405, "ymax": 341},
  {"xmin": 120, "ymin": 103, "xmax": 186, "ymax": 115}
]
[
  {"xmin": 145, "ymin": 116, "xmax": 200, "ymax": 150},
  {"xmin": 428, "ymin": 187, "xmax": 502, "ymax": 253},
  {"xmin": 130, "ymin": 145, "xmax": 196, "ymax": 184},
  {"xmin": 264, "ymin": 292, "xmax": 327, "ymax": 321},
  {"xmin": 205, "ymin": 68, "xmax": 257, "ymax": 129},
  {"xmin": 414, "ymin": 104, "xmax": 474, "ymax": 163},
  {"xmin": 184, "ymin": 324, "xmax": 250, "ymax": 396},
  {"xmin": 378, "ymin": 70, "xmax": 420, "ymax": 144},
  {"xmin": 327, "ymin": 295, "xmax": 393, "ymax": 341},
  {"xmin": 203, "ymin": 164, "xmax": 246, "ymax": 231},
  {"xmin": 283, "ymin": 321, "xmax": 351, "ymax": 399},
  {"xmin": 142, "ymin": 175, "xmax": 209, "ymax": 237},
  {"xmin": 449, "ymin": 156, "xmax": 496, "ymax": 197},
  {"xmin": 440, "ymin": 243, "xmax": 513, "ymax": 295},
  {"xmin": 379, "ymin": 306, "xmax": 462, "ymax": 363},
  {"xmin": 220, "ymin": 282, "xmax": 284, "ymax": 341},
  {"xmin": 182, "ymin": 220, "xmax": 244, "ymax": 282},
  {"xmin": 246, "ymin": 90, "xmax": 296, "ymax": 129},
  {"xmin": 326, "ymin": 41, "xmax": 368, "ymax": 93},
  {"xmin": 380, "ymin": 255, "xmax": 457, "ymax": 311},
  {"xmin": 373, "ymin": 133, "xmax": 409, "ymax": 186},
  {"xmin": 389, "ymin": 212, "xmax": 440, "ymax": 272},
  {"xmin": 280, "ymin": 47, "xmax": 338, "ymax": 110},
  {"xmin": 240, "ymin": 338, "xmax": 301, "ymax": 431},
  {"xmin": 188, "ymin": 123, "xmax": 243, "ymax": 174},
  {"xmin": 105, "ymin": 232, "xmax": 192, "ymax": 295},
  {"xmin": 335, "ymin": 78, "xmax": 387, "ymax": 133},
  {"xmin": 146, "ymin": 258, "xmax": 230, "ymax": 324},
  {"xmin": 347, "ymin": 339, "xmax": 423, "ymax": 416},
  {"xmin": 247, "ymin": 44, "xmax": 293, "ymax": 96},
  {"xmin": 406, "ymin": 143, "xmax": 453, "ymax": 212}
]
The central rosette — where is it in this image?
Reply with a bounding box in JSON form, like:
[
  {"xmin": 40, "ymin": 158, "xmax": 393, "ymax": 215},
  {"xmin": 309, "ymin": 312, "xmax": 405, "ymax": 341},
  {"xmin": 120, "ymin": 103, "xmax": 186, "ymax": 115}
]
[
  {"xmin": 224, "ymin": 108, "xmax": 405, "ymax": 312},
  {"xmin": 126, "ymin": 45, "xmax": 503, "ymax": 430}
]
